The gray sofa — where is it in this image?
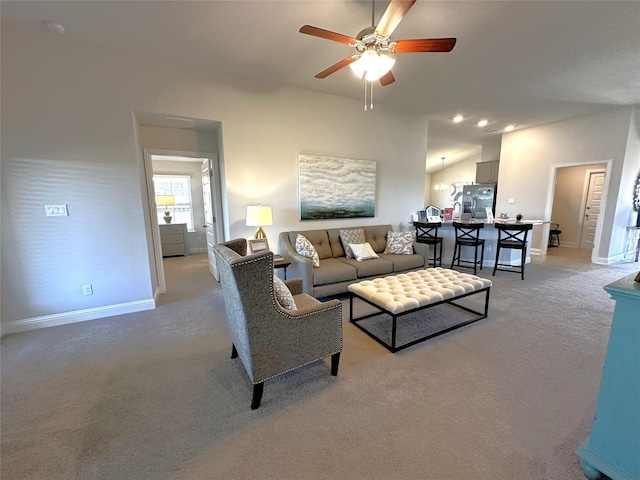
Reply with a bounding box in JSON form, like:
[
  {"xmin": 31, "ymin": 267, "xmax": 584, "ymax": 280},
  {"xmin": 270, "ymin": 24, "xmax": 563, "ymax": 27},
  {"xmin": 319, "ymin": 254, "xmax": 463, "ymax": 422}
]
[{"xmin": 278, "ymin": 224, "xmax": 428, "ymax": 297}]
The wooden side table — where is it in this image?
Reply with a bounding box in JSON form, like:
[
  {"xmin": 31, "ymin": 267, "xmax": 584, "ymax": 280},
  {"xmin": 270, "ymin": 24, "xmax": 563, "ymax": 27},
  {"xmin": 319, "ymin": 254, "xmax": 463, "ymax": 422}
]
[
  {"xmin": 576, "ymin": 273, "xmax": 640, "ymax": 480},
  {"xmin": 274, "ymin": 260, "xmax": 291, "ymax": 280}
]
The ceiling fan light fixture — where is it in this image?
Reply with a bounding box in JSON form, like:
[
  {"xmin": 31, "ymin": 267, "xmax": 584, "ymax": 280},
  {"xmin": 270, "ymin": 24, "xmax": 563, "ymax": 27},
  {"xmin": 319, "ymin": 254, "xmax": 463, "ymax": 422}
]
[
  {"xmin": 477, "ymin": 119, "xmax": 489, "ymax": 127},
  {"xmin": 453, "ymin": 115, "xmax": 464, "ymax": 123},
  {"xmin": 504, "ymin": 125, "xmax": 516, "ymax": 132},
  {"xmin": 349, "ymin": 50, "xmax": 395, "ymax": 81}
]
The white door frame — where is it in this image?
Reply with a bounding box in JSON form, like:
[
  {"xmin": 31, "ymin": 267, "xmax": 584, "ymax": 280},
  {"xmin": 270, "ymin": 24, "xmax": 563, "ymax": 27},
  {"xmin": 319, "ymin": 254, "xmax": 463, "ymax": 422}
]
[
  {"xmin": 143, "ymin": 148, "xmax": 224, "ymax": 294},
  {"xmin": 545, "ymin": 159, "xmax": 612, "ymax": 263}
]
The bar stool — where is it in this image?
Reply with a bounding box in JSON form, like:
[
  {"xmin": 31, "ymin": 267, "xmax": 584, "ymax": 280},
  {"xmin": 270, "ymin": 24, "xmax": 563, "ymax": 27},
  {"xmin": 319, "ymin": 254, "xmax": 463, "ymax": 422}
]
[
  {"xmin": 493, "ymin": 222, "xmax": 533, "ymax": 280},
  {"xmin": 548, "ymin": 223, "xmax": 562, "ymax": 247},
  {"xmin": 450, "ymin": 222, "xmax": 485, "ymax": 275},
  {"xmin": 413, "ymin": 221, "xmax": 443, "ymax": 267}
]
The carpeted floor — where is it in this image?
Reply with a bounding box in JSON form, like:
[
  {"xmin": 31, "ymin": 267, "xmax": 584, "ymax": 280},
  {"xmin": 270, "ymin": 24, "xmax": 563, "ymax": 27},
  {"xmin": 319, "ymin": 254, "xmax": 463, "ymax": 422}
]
[{"xmin": 1, "ymin": 248, "xmax": 637, "ymax": 479}]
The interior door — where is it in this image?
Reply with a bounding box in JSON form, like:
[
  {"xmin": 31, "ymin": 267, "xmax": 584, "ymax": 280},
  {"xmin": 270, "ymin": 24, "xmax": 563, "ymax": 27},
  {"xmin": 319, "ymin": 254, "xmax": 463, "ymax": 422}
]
[
  {"xmin": 580, "ymin": 171, "xmax": 605, "ymax": 249},
  {"xmin": 202, "ymin": 158, "xmax": 219, "ymax": 280}
]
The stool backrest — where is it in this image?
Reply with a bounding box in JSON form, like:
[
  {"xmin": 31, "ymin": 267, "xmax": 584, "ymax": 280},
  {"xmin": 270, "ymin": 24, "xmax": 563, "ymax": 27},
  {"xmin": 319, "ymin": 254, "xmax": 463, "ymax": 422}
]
[
  {"xmin": 452, "ymin": 222, "xmax": 484, "ymax": 241},
  {"xmin": 413, "ymin": 221, "xmax": 441, "ymax": 240},
  {"xmin": 495, "ymin": 222, "xmax": 533, "ymax": 245}
]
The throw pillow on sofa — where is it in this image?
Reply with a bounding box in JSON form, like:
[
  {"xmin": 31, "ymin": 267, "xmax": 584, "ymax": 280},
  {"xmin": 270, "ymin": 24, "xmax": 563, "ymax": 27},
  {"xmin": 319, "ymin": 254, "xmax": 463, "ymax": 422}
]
[
  {"xmin": 273, "ymin": 275, "xmax": 297, "ymax": 310},
  {"xmin": 349, "ymin": 242, "xmax": 379, "ymax": 261},
  {"xmin": 383, "ymin": 231, "xmax": 416, "ymax": 255},
  {"xmin": 295, "ymin": 234, "xmax": 320, "ymax": 267},
  {"xmin": 339, "ymin": 228, "xmax": 365, "ymax": 258}
]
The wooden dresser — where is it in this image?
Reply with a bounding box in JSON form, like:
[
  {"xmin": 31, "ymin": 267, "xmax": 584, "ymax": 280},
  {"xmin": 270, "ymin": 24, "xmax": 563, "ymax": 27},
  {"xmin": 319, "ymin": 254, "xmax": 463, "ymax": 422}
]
[
  {"xmin": 576, "ymin": 272, "xmax": 640, "ymax": 480},
  {"xmin": 159, "ymin": 223, "xmax": 189, "ymax": 257}
]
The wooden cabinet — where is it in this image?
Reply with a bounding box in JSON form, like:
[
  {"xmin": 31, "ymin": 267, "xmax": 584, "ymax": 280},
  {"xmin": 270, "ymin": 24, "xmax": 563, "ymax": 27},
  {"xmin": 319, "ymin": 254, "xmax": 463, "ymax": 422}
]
[
  {"xmin": 576, "ymin": 273, "xmax": 640, "ymax": 480},
  {"xmin": 160, "ymin": 223, "xmax": 189, "ymax": 257},
  {"xmin": 476, "ymin": 161, "xmax": 500, "ymax": 183}
]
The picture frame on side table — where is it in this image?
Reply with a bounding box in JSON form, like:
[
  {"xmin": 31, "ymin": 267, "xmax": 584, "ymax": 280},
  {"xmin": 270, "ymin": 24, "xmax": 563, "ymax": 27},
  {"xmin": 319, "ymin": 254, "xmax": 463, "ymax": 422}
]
[{"xmin": 249, "ymin": 239, "xmax": 269, "ymax": 254}]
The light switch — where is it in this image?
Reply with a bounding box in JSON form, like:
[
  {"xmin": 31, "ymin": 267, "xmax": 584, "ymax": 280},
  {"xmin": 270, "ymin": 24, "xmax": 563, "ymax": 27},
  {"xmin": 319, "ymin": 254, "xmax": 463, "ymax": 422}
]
[
  {"xmin": 45, "ymin": 205, "xmax": 68, "ymax": 216},
  {"xmin": 508, "ymin": 198, "xmax": 515, "ymax": 204}
]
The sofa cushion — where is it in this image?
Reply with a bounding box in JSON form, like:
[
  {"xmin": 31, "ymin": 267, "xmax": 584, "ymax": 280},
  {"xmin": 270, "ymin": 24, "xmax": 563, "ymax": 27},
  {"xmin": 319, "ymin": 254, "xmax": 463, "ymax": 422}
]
[
  {"xmin": 338, "ymin": 257, "xmax": 393, "ymax": 278},
  {"xmin": 384, "ymin": 231, "xmax": 416, "ymax": 255},
  {"xmin": 379, "ymin": 253, "xmax": 425, "ymax": 272},
  {"xmin": 339, "ymin": 228, "xmax": 365, "ymax": 258},
  {"xmin": 313, "ymin": 258, "xmax": 357, "ymax": 286},
  {"xmin": 295, "ymin": 234, "xmax": 320, "ymax": 267},
  {"xmin": 327, "ymin": 229, "xmax": 345, "ymax": 258},
  {"xmin": 363, "ymin": 225, "xmax": 391, "ymax": 253},
  {"xmin": 290, "ymin": 230, "xmax": 333, "ymax": 260},
  {"xmin": 349, "ymin": 242, "xmax": 379, "ymax": 261}
]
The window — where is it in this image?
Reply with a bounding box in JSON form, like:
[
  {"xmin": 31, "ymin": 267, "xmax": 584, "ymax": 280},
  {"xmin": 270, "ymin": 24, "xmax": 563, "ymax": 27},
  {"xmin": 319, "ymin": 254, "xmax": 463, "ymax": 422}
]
[{"xmin": 153, "ymin": 175, "xmax": 195, "ymax": 231}]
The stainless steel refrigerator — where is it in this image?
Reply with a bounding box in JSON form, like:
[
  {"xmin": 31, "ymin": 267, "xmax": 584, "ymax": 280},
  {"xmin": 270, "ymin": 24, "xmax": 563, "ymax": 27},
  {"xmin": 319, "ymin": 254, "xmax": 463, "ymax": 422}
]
[{"xmin": 461, "ymin": 184, "xmax": 496, "ymax": 220}]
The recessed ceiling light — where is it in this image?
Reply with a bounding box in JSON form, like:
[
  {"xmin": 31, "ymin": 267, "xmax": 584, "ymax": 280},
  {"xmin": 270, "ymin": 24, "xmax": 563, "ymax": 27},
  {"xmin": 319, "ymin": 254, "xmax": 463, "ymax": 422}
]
[
  {"xmin": 453, "ymin": 115, "xmax": 464, "ymax": 123},
  {"xmin": 43, "ymin": 21, "xmax": 65, "ymax": 34},
  {"xmin": 504, "ymin": 125, "xmax": 516, "ymax": 132},
  {"xmin": 477, "ymin": 119, "xmax": 489, "ymax": 127}
]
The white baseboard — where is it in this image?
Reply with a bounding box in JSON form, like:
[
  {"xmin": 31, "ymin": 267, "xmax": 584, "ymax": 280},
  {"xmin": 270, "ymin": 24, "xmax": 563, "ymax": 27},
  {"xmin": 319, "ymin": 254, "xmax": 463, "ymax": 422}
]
[
  {"xmin": 1, "ymin": 299, "xmax": 156, "ymax": 335},
  {"xmin": 189, "ymin": 247, "xmax": 207, "ymax": 254},
  {"xmin": 595, "ymin": 253, "xmax": 625, "ymax": 265}
]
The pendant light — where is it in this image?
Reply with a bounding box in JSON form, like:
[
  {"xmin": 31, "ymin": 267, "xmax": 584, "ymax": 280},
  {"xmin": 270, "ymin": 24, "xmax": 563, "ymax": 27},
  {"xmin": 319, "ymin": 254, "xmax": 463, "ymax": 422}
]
[{"xmin": 434, "ymin": 157, "xmax": 446, "ymax": 192}]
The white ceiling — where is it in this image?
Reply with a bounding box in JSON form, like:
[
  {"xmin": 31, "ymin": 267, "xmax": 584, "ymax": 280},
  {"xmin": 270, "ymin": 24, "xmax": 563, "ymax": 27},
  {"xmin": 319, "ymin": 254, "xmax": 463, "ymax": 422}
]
[{"xmin": 2, "ymin": 0, "xmax": 639, "ymax": 172}]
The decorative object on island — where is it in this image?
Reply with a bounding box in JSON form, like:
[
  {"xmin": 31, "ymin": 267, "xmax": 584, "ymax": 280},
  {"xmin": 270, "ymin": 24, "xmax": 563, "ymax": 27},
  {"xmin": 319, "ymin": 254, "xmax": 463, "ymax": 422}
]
[
  {"xmin": 246, "ymin": 205, "xmax": 273, "ymax": 240},
  {"xmin": 424, "ymin": 205, "xmax": 441, "ymax": 222},
  {"xmin": 443, "ymin": 207, "xmax": 454, "ymax": 221},
  {"xmin": 156, "ymin": 195, "xmax": 175, "ymax": 224},
  {"xmin": 298, "ymin": 155, "xmax": 376, "ymax": 220}
]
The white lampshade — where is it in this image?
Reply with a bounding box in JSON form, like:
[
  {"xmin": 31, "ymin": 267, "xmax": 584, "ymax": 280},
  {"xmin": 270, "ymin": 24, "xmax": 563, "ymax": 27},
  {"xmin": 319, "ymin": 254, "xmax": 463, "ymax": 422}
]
[
  {"xmin": 156, "ymin": 195, "xmax": 175, "ymax": 207},
  {"xmin": 246, "ymin": 205, "xmax": 273, "ymax": 240},
  {"xmin": 246, "ymin": 205, "xmax": 273, "ymax": 227},
  {"xmin": 349, "ymin": 51, "xmax": 395, "ymax": 81}
]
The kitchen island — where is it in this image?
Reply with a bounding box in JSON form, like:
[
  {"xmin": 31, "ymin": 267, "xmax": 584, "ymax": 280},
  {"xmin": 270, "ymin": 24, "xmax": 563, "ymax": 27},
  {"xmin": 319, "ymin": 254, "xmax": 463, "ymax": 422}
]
[{"xmin": 413, "ymin": 220, "xmax": 550, "ymax": 269}]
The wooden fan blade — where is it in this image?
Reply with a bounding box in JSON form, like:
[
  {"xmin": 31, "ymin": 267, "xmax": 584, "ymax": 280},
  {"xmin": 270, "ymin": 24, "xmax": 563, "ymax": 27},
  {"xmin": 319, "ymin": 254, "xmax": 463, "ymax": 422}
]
[
  {"xmin": 379, "ymin": 70, "xmax": 395, "ymax": 86},
  {"xmin": 391, "ymin": 38, "xmax": 457, "ymax": 53},
  {"xmin": 315, "ymin": 56, "xmax": 358, "ymax": 79},
  {"xmin": 299, "ymin": 25, "xmax": 356, "ymax": 45},
  {"xmin": 375, "ymin": 0, "xmax": 416, "ymax": 38}
]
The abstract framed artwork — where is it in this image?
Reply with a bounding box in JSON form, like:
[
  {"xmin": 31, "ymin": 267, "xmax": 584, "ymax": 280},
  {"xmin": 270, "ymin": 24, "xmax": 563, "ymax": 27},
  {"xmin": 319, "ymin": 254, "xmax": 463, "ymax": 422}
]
[{"xmin": 298, "ymin": 155, "xmax": 376, "ymax": 220}]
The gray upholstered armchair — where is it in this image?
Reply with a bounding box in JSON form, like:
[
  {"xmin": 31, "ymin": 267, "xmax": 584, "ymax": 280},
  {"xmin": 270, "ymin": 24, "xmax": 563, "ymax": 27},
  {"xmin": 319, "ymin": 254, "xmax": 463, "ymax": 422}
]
[{"xmin": 213, "ymin": 239, "xmax": 343, "ymax": 409}]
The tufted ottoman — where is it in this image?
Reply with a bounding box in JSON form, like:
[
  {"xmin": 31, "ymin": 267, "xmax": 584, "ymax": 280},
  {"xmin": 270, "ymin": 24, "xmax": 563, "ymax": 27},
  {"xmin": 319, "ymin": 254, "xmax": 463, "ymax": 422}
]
[{"xmin": 348, "ymin": 268, "xmax": 492, "ymax": 352}]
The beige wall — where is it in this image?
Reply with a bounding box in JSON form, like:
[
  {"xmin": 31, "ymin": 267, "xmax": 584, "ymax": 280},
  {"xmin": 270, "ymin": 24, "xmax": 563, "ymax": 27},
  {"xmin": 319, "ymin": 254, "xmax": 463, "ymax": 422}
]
[
  {"xmin": 499, "ymin": 107, "xmax": 638, "ymax": 262},
  {"xmin": 1, "ymin": 26, "xmax": 429, "ymax": 331}
]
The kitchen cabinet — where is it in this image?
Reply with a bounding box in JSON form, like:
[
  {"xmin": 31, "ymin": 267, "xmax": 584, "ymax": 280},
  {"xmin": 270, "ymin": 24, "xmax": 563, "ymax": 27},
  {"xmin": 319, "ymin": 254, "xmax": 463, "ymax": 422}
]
[
  {"xmin": 160, "ymin": 223, "xmax": 189, "ymax": 257},
  {"xmin": 476, "ymin": 161, "xmax": 500, "ymax": 183}
]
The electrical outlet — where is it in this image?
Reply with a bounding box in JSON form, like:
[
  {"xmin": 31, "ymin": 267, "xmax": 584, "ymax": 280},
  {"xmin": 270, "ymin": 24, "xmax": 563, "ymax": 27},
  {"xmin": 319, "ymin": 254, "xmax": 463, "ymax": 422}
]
[
  {"xmin": 82, "ymin": 284, "xmax": 93, "ymax": 295},
  {"xmin": 508, "ymin": 198, "xmax": 516, "ymax": 204}
]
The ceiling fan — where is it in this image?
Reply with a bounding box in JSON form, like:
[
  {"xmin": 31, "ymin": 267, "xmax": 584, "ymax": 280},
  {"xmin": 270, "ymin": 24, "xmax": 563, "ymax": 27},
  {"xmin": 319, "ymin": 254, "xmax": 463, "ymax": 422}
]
[{"xmin": 299, "ymin": 0, "xmax": 457, "ymax": 87}]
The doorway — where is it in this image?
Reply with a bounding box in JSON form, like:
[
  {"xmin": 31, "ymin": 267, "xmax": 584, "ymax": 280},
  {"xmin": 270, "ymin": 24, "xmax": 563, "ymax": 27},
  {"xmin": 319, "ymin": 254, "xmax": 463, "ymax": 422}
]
[
  {"xmin": 549, "ymin": 163, "xmax": 608, "ymax": 262},
  {"xmin": 143, "ymin": 149, "xmax": 224, "ymax": 296}
]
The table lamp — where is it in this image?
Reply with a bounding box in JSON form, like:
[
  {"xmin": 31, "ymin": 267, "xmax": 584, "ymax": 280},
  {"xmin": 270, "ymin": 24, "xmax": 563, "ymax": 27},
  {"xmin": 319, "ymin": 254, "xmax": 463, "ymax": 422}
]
[
  {"xmin": 246, "ymin": 205, "xmax": 273, "ymax": 240},
  {"xmin": 157, "ymin": 195, "xmax": 176, "ymax": 223}
]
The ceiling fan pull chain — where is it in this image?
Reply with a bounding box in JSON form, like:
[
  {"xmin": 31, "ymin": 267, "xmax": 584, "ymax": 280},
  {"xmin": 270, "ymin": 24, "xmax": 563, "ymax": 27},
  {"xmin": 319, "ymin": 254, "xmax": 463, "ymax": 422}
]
[
  {"xmin": 364, "ymin": 78, "xmax": 368, "ymax": 111},
  {"xmin": 370, "ymin": 81, "xmax": 374, "ymax": 110}
]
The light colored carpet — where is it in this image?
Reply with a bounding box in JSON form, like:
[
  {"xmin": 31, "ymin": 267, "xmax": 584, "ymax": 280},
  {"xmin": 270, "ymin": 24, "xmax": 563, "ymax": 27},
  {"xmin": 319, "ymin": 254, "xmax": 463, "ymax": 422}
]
[{"xmin": 2, "ymin": 249, "xmax": 637, "ymax": 479}]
